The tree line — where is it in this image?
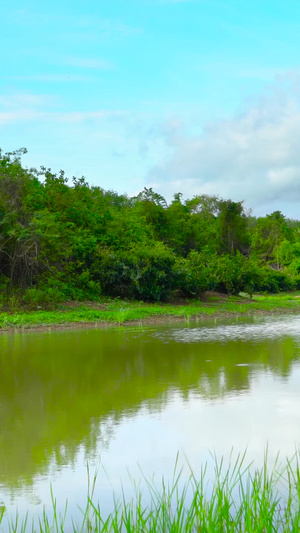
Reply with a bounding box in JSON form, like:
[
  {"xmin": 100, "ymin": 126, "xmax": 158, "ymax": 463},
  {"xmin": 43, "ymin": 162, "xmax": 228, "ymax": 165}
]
[{"xmin": 1, "ymin": 148, "xmax": 300, "ymax": 306}]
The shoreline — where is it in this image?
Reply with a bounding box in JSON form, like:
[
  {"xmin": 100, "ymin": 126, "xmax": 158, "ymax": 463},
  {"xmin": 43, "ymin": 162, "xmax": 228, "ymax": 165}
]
[{"xmin": 1, "ymin": 292, "xmax": 300, "ymax": 333}]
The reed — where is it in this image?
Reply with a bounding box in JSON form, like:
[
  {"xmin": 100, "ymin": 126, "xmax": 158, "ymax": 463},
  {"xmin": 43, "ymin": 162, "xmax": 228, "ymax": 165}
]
[{"xmin": 1, "ymin": 452, "xmax": 300, "ymax": 532}]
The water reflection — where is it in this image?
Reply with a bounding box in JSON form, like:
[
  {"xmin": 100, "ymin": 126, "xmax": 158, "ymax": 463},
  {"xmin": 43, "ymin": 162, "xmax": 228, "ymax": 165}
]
[{"xmin": 0, "ymin": 315, "xmax": 299, "ymax": 503}]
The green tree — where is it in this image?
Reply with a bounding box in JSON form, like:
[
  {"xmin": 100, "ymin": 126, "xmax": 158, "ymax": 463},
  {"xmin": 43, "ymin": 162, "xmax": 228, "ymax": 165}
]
[
  {"xmin": 132, "ymin": 187, "xmax": 168, "ymax": 240},
  {"xmin": 251, "ymin": 211, "xmax": 292, "ymax": 268},
  {"xmin": 217, "ymin": 200, "xmax": 250, "ymax": 255}
]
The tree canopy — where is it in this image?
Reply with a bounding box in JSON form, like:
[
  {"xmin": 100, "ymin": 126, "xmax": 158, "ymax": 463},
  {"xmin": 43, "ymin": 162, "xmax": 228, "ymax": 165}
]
[{"xmin": 1, "ymin": 148, "xmax": 299, "ymax": 306}]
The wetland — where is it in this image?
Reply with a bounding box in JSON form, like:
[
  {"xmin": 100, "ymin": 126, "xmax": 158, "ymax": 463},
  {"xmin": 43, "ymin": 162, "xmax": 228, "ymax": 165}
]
[{"xmin": 1, "ymin": 313, "xmax": 300, "ymax": 529}]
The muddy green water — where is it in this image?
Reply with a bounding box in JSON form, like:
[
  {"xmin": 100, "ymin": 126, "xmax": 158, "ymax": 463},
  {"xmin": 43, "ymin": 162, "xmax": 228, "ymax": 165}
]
[{"xmin": 1, "ymin": 314, "xmax": 300, "ymax": 524}]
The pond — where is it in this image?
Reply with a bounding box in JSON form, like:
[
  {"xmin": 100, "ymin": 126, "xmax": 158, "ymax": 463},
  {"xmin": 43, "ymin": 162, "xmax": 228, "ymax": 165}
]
[{"xmin": 1, "ymin": 314, "xmax": 300, "ymax": 525}]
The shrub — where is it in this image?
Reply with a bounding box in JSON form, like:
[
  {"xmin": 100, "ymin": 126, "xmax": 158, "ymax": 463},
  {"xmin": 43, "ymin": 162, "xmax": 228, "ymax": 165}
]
[
  {"xmin": 23, "ymin": 287, "xmax": 65, "ymax": 308},
  {"xmin": 252, "ymin": 268, "xmax": 295, "ymax": 293},
  {"xmin": 174, "ymin": 251, "xmax": 216, "ymax": 297},
  {"xmin": 95, "ymin": 244, "xmax": 177, "ymax": 302},
  {"xmin": 214, "ymin": 253, "xmax": 256, "ymax": 295}
]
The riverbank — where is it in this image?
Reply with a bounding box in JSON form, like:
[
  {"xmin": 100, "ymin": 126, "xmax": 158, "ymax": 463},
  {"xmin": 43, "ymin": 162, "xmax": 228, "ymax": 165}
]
[{"xmin": 1, "ymin": 292, "xmax": 300, "ymax": 332}]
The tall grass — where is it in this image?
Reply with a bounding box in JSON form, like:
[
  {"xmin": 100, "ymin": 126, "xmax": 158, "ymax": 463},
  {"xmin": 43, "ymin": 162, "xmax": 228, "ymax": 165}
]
[{"xmin": 1, "ymin": 452, "xmax": 300, "ymax": 532}]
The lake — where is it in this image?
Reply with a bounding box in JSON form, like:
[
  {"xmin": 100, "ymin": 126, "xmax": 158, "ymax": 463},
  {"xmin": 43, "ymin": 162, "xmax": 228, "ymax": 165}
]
[{"xmin": 1, "ymin": 314, "xmax": 300, "ymax": 526}]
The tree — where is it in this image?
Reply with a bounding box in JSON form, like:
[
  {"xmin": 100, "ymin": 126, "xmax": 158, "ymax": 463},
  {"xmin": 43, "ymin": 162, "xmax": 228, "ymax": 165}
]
[
  {"xmin": 217, "ymin": 200, "xmax": 250, "ymax": 255},
  {"xmin": 251, "ymin": 211, "xmax": 292, "ymax": 268}
]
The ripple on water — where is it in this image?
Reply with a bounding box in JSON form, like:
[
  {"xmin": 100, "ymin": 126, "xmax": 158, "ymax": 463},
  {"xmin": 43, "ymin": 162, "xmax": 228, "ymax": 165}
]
[{"xmin": 154, "ymin": 315, "xmax": 300, "ymax": 344}]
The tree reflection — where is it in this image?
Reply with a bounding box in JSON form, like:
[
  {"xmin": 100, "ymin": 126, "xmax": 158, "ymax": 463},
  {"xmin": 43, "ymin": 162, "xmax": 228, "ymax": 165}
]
[{"xmin": 0, "ymin": 323, "xmax": 298, "ymax": 487}]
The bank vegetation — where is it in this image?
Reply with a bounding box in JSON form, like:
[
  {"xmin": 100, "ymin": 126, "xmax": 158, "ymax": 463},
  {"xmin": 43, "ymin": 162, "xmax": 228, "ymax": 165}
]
[{"xmin": 1, "ymin": 148, "xmax": 300, "ymax": 311}]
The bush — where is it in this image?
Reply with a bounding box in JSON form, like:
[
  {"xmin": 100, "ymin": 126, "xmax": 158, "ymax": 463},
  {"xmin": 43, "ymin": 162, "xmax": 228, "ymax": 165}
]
[
  {"xmin": 131, "ymin": 245, "xmax": 176, "ymax": 301},
  {"xmin": 213, "ymin": 253, "xmax": 257, "ymax": 295},
  {"xmin": 252, "ymin": 268, "xmax": 295, "ymax": 293},
  {"xmin": 95, "ymin": 244, "xmax": 177, "ymax": 302},
  {"xmin": 23, "ymin": 287, "xmax": 66, "ymax": 308},
  {"xmin": 293, "ymin": 275, "xmax": 300, "ymax": 290},
  {"xmin": 174, "ymin": 251, "xmax": 216, "ymax": 297}
]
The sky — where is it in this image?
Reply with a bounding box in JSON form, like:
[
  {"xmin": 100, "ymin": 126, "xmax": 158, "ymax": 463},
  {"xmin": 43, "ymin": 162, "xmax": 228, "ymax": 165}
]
[{"xmin": 1, "ymin": 0, "xmax": 300, "ymax": 217}]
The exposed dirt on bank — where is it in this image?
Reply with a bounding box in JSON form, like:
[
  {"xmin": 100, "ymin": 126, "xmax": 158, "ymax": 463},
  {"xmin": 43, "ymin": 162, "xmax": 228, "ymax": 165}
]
[{"xmin": 1, "ymin": 305, "xmax": 300, "ymax": 334}]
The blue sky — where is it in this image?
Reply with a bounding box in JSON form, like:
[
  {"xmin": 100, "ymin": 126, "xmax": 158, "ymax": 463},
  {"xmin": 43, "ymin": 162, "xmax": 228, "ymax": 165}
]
[{"xmin": 1, "ymin": 0, "xmax": 300, "ymax": 216}]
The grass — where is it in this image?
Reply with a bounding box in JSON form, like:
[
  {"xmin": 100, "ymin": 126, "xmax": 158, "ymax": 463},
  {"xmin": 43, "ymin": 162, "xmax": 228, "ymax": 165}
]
[
  {"xmin": 0, "ymin": 292, "xmax": 300, "ymax": 331},
  {"xmin": 1, "ymin": 452, "xmax": 300, "ymax": 532}
]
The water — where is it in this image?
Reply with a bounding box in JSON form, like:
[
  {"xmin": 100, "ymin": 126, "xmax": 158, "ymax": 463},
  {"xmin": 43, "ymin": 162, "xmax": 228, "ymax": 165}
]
[{"xmin": 0, "ymin": 314, "xmax": 300, "ymax": 525}]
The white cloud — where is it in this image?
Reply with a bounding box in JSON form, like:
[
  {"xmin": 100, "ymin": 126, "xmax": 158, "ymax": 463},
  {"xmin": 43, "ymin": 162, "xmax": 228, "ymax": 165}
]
[
  {"xmin": 0, "ymin": 93, "xmax": 56, "ymax": 108},
  {"xmin": 0, "ymin": 109, "xmax": 127, "ymax": 126},
  {"xmin": 147, "ymin": 85, "xmax": 300, "ymax": 216},
  {"xmin": 0, "ymin": 91, "xmax": 127, "ymax": 126}
]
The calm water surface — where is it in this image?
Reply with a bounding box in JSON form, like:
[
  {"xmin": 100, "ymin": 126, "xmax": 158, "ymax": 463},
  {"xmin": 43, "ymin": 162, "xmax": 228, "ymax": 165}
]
[{"xmin": 1, "ymin": 314, "xmax": 300, "ymax": 523}]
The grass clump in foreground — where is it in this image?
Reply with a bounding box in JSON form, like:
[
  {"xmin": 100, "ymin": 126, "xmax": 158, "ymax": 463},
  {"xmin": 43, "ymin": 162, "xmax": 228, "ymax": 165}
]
[{"xmin": 2, "ymin": 452, "xmax": 300, "ymax": 532}]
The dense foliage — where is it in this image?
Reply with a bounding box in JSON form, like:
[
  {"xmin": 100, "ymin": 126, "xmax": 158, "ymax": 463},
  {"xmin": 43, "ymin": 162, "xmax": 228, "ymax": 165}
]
[{"xmin": 1, "ymin": 148, "xmax": 300, "ymax": 306}]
